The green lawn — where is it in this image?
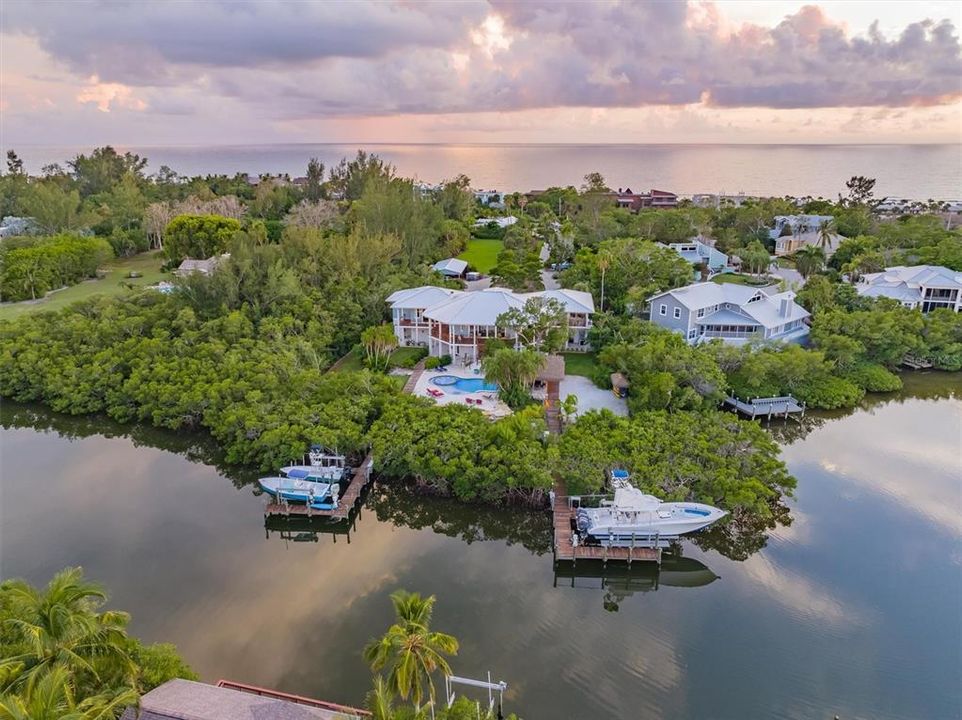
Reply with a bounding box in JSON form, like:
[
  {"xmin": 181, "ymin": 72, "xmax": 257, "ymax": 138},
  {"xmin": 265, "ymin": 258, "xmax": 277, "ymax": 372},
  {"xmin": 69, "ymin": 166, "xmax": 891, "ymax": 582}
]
[
  {"xmin": 560, "ymin": 352, "xmax": 598, "ymax": 378},
  {"xmin": 711, "ymin": 273, "xmax": 772, "ymax": 287},
  {"xmin": 330, "ymin": 346, "xmax": 427, "ymax": 373},
  {"xmin": 0, "ymin": 251, "xmax": 167, "ymax": 321},
  {"xmin": 457, "ymin": 239, "xmax": 504, "ymax": 274}
]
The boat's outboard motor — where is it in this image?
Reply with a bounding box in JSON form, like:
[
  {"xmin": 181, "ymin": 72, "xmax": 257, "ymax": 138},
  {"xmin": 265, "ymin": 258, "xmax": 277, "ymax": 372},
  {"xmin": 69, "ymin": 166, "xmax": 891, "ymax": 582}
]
[{"xmin": 575, "ymin": 508, "xmax": 591, "ymax": 534}]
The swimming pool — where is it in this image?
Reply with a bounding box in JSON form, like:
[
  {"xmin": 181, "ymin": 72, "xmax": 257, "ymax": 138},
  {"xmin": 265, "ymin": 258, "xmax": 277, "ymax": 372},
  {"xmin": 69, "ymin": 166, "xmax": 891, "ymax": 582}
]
[{"xmin": 431, "ymin": 375, "xmax": 499, "ymax": 393}]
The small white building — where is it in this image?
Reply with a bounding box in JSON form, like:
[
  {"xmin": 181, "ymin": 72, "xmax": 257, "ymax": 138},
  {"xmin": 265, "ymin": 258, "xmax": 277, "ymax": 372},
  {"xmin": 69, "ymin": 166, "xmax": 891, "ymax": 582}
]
[
  {"xmin": 432, "ymin": 257, "xmax": 468, "ymax": 278},
  {"xmin": 174, "ymin": 254, "xmax": 229, "ymax": 277},
  {"xmin": 474, "ymin": 216, "xmax": 517, "ymax": 229},
  {"xmin": 387, "ymin": 286, "xmax": 594, "ymax": 361},
  {"xmin": 473, "ymin": 189, "xmax": 504, "ymax": 208},
  {"xmin": 856, "ymin": 265, "xmax": 962, "ymax": 313},
  {"xmin": 648, "ymin": 282, "xmax": 810, "ymax": 346}
]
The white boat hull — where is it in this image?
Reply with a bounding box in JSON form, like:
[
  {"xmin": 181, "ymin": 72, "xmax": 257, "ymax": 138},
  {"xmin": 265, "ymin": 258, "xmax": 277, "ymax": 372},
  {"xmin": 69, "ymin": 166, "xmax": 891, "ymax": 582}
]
[
  {"xmin": 258, "ymin": 477, "xmax": 338, "ymax": 508},
  {"xmin": 576, "ymin": 501, "xmax": 727, "ymax": 546}
]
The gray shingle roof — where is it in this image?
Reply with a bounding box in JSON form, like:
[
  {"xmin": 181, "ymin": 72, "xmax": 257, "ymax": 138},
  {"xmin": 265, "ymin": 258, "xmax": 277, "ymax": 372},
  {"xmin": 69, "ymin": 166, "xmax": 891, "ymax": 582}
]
[
  {"xmin": 120, "ymin": 680, "xmax": 359, "ymax": 720},
  {"xmin": 650, "ymin": 282, "xmax": 809, "ymax": 329}
]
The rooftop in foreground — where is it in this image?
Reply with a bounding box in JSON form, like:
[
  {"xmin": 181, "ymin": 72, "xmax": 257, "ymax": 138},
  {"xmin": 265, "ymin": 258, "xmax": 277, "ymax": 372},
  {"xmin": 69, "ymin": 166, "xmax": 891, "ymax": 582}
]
[{"xmin": 120, "ymin": 679, "xmax": 368, "ymax": 720}]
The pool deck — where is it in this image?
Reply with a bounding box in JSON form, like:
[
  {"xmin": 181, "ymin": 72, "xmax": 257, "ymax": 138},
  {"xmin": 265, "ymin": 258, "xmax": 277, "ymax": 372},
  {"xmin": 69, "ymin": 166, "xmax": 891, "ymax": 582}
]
[{"xmin": 413, "ymin": 367, "xmax": 513, "ymax": 418}]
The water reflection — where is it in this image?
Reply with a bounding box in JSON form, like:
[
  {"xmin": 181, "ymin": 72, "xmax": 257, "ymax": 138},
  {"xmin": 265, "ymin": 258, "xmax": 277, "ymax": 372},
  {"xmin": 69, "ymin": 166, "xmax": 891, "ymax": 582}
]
[
  {"xmin": 366, "ymin": 484, "xmax": 554, "ymax": 556},
  {"xmin": 767, "ymin": 371, "xmax": 962, "ymax": 445},
  {"xmin": 553, "ymin": 555, "xmax": 718, "ymax": 611},
  {"xmin": 264, "ymin": 513, "xmax": 359, "ymax": 546},
  {"xmin": 2, "ymin": 373, "xmax": 961, "ymax": 720},
  {"xmin": 0, "ymin": 401, "xmax": 259, "ymax": 488}
]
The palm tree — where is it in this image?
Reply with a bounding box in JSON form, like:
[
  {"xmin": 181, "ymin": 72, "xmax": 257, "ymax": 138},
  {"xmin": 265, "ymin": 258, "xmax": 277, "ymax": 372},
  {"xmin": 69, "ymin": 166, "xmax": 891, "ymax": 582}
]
[
  {"xmin": 0, "ymin": 568, "xmax": 134, "ymax": 698},
  {"xmin": 366, "ymin": 675, "xmax": 399, "ymax": 720},
  {"xmin": 363, "ymin": 591, "xmax": 459, "ymax": 710},
  {"xmin": 0, "ymin": 665, "xmax": 137, "ymax": 720},
  {"xmin": 559, "ymin": 394, "xmax": 578, "ymax": 425},
  {"xmin": 816, "ymin": 218, "xmax": 836, "ymax": 252},
  {"xmin": 597, "ymin": 251, "xmax": 612, "ymax": 312},
  {"xmin": 794, "ymin": 245, "xmax": 825, "ymax": 279}
]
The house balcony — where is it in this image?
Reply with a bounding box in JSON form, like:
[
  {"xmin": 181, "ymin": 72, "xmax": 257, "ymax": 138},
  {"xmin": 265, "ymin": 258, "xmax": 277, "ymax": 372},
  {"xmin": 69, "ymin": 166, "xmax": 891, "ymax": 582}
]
[{"xmin": 699, "ymin": 327, "xmax": 762, "ymax": 339}]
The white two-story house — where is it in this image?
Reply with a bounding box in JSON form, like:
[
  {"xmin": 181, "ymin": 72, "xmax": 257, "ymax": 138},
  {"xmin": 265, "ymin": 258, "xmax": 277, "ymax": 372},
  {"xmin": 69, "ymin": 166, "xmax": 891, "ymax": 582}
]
[
  {"xmin": 387, "ymin": 286, "xmax": 594, "ymax": 362},
  {"xmin": 856, "ymin": 265, "xmax": 962, "ymax": 313},
  {"xmin": 647, "ymin": 282, "xmax": 810, "ymax": 346}
]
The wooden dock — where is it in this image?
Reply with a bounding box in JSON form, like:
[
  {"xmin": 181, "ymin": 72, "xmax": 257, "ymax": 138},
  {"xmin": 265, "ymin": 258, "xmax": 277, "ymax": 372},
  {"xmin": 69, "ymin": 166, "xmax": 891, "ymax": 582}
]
[
  {"xmin": 902, "ymin": 354, "xmax": 933, "ymax": 370},
  {"xmin": 723, "ymin": 394, "xmax": 805, "ymax": 420},
  {"xmin": 552, "ymin": 480, "xmax": 661, "ymax": 565},
  {"xmin": 264, "ymin": 452, "xmax": 374, "ymax": 521}
]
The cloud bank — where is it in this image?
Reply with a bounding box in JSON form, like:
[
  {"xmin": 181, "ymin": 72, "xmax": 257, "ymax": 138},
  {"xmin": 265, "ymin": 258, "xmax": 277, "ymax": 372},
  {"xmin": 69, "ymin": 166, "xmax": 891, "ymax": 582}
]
[{"xmin": 1, "ymin": 0, "xmax": 960, "ymax": 143}]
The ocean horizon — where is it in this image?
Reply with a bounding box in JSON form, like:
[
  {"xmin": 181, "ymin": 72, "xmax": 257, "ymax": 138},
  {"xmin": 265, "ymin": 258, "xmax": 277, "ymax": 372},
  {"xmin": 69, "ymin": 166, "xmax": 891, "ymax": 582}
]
[{"xmin": 8, "ymin": 142, "xmax": 962, "ymax": 200}]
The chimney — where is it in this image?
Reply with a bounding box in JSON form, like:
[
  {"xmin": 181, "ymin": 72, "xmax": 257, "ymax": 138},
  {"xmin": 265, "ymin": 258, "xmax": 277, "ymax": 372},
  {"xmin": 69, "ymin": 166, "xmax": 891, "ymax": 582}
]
[{"xmin": 779, "ymin": 297, "xmax": 791, "ymax": 317}]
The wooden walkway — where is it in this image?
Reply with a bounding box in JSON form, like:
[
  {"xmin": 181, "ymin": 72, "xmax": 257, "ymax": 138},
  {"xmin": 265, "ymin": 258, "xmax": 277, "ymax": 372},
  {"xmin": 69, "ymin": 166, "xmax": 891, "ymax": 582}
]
[
  {"xmin": 551, "ymin": 479, "xmax": 661, "ymax": 565},
  {"xmin": 402, "ymin": 359, "xmax": 427, "ymax": 394},
  {"xmin": 723, "ymin": 394, "xmax": 805, "ymax": 420},
  {"xmin": 264, "ymin": 452, "xmax": 374, "ymax": 521}
]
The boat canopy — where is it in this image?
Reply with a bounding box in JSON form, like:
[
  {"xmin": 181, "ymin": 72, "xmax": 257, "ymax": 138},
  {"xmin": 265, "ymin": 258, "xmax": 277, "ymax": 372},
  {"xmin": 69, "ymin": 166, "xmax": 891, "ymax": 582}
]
[
  {"xmin": 612, "ymin": 486, "xmax": 661, "ymax": 512},
  {"xmin": 288, "ymin": 468, "xmax": 311, "ymax": 479}
]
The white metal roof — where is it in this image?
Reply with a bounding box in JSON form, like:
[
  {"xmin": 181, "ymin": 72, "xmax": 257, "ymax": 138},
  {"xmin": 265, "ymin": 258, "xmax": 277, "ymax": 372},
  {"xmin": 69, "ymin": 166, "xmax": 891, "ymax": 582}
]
[
  {"xmin": 862, "ymin": 265, "xmax": 962, "ymax": 290},
  {"xmin": 423, "ymin": 288, "xmax": 525, "ymax": 325},
  {"xmin": 386, "ymin": 285, "xmax": 462, "ymax": 309},
  {"xmin": 389, "ymin": 285, "xmax": 594, "ymax": 325},
  {"xmin": 857, "ymin": 265, "xmax": 962, "ymax": 303},
  {"xmin": 524, "ymin": 288, "xmax": 595, "ymax": 314},
  {"xmin": 432, "ymin": 257, "xmax": 468, "ymax": 275}
]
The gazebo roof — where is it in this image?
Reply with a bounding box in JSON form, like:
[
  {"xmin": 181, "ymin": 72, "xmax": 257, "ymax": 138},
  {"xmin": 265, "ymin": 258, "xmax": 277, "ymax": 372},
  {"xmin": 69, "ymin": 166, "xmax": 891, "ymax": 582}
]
[{"xmin": 537, "ymin": 354, "xmax": 566, "ymax": 383}]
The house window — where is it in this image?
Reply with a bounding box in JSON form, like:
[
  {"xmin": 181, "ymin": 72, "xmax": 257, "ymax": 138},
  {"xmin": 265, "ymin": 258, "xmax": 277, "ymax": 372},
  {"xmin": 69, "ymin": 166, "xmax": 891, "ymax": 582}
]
[
  {"xmin": 659, "ymin": 304, "xmax": 667, "ymax": 316},
  {"xmin": 688, "ymin": 329, "xmax": 697, "ymax": 339},
  {"xmin": 696, "ymin": 308, "xmax": 705, "ymax": 318},
  {"xmin": 673, "ymin": 307, "xmax": 681, "ymax": 319}
]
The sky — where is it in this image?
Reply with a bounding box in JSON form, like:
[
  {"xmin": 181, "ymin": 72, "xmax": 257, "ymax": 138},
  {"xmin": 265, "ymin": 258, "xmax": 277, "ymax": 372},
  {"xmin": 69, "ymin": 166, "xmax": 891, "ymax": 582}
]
[{"xmin": 1, "ymin": 0, "xmax": 961, "ymax": 146}]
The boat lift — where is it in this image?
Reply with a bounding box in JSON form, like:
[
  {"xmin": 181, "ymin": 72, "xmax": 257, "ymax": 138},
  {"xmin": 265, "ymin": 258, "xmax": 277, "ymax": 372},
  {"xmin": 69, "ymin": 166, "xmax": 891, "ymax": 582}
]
[{"xmin": 444, "ymin": 672, "xmax": 508, "ymax": 715}]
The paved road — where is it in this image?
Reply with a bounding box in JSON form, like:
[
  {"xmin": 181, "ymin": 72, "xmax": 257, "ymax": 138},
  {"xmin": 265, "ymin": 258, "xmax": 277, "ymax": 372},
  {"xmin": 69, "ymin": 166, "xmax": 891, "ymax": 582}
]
[{"xmin": 769, "ymin": 262, "xmax": 805, "ymax": 289}]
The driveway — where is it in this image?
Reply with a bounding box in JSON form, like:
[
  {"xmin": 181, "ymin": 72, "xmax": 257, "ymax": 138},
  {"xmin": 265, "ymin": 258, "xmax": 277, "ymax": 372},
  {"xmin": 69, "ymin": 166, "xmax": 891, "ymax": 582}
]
[
  {"xmin": 541, "ymin": 270, "xmax": 560, "ymax": 290},
  {"xmin": 769, "ymin": 263, "xmax": 805, "ymax": 289},
  {"xmin": 462, "ymin": 276, "xmax": 493, "ymax": 291},
  {"xmin": 559, "ymin": 375, "xmax": 628, "ymax": 417}
]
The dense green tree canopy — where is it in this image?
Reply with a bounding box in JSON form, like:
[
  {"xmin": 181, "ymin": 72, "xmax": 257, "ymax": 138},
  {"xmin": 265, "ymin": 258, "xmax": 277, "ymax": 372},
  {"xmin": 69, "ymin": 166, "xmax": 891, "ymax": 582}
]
[
  {"xmin": 556, "ymin": 410, "xmax": 795, "ymax": 517},
  {"xmin": 163, "ymin": 214, "xmax": 241, "ymax": 262},
  {"xmin": 561, "ymin": 238, "xmax": 691, "ymax": 314}
]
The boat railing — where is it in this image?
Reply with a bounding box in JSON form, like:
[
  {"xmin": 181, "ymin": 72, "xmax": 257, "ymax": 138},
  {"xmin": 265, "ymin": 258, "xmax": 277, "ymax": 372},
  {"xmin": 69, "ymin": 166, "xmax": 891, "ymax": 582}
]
[{"xmin": 568, "ymin": 493, "xmax": 614, "ymax": 510}]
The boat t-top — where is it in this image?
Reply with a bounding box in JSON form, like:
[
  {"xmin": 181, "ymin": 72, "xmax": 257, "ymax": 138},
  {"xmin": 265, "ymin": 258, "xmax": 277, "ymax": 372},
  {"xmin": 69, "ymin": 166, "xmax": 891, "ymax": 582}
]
[
  {"xmin": 258, "ymin": 446, "xmax": 349, "ymax": 510},
  {"xmin": 575, "ymin": 470, "xmax": 727, "ymax": 547},
  {"xmin": 279, "ymin": 446, "xmax": 351, "ymax": 483}
]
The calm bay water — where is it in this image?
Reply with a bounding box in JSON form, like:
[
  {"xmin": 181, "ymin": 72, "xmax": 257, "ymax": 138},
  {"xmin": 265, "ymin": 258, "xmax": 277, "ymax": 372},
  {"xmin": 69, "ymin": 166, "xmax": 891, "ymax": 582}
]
[
  {"xmin": 1, "ymin": 373, "xmax": 961, "ymax": 719},
  {"xmin": 11, "ymin": 143, "xmax": 962, "ymax": 200}
]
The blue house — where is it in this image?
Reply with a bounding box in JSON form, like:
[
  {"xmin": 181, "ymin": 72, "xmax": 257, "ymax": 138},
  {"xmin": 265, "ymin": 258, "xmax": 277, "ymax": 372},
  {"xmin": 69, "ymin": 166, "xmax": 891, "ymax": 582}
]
[{"xmin": 648, "ymin": 282, "xmax": 810, "ymax": 346}]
